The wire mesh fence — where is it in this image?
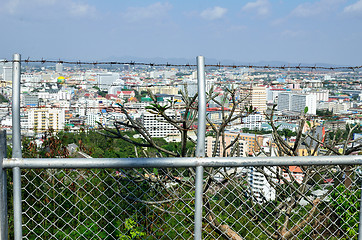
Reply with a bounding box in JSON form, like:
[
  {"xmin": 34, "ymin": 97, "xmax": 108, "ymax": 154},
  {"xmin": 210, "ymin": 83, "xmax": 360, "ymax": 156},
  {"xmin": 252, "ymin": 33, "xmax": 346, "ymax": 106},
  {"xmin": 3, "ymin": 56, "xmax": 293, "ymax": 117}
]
[
  {"xmin": 21, "ymin": 168, "xmax": 196, "ymax": 240},
  {"xmin": 18, "ymin": 164, "xmax": 362, "ymax": 240},
  {"xmin": 202, "ymin": 165, "xmax": 361, "ymax": 240}
]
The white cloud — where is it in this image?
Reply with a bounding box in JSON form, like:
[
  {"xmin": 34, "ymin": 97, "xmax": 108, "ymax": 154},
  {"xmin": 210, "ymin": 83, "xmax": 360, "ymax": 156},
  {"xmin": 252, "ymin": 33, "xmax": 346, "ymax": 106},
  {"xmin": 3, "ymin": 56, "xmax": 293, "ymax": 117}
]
[
  {"xmin": 3, "ymin": 0, "xmax": 22, "ymax": 14},
  {"xmin": 122, "ymin": 2, "xmax": 172, "ymax": 22},
  {"xmin": 344, "ymin": 0, "xmax": 362, "ymax": 14},
  {"xmin": 1, "ymin": 0, "xmax": 96, "ymax": 18},
  {"xmin": 291, "ymin": 0, "xmax": 344, "ymax": 18},
  {"xmin": 68, "ymin": 2, "xmax": 96, "ymax": 17},
  {"xmin": 242, "ymin": 0, "xmax": 271, "ymax": 16},
  {"xmin": 200, "ymin": 6, "xmax": 227, "ymax": 20}
]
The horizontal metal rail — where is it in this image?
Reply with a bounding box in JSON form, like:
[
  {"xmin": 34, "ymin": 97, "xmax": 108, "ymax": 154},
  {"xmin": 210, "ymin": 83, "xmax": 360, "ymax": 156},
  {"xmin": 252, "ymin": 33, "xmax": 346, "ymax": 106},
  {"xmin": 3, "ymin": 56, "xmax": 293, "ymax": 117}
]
[{"xmin": 3, "ymin": 155, "xmax": 362, "ymax": 169}]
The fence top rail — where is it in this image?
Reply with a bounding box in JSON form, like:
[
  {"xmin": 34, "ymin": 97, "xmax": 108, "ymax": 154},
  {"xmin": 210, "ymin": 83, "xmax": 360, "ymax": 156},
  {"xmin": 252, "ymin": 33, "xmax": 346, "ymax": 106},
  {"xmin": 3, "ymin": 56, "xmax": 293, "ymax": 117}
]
[{"xmin": 2, "ymin": 155, "xmax": 362, "ymax": 169}]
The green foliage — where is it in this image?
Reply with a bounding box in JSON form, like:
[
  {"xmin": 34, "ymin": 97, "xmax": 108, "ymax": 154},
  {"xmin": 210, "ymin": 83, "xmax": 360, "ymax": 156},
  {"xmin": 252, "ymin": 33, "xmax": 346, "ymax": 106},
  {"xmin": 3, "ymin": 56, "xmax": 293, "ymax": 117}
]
[
  {"xmin": 55, "ymin": 222, "xmax": 108, "ymax": 239},
  {"xmin": 92, "ymin": 86, "xmax": 100, "ymax": 91},
  {"xmin": 0, "ymin": 94, "xmax": 8, "ymax": 103},
  {"xmin": 304, "ymin": 106, "xmax": 309, "ymax": 114},
  {"xmin": 161, "ymin": 141, "xmax": 195, "ymax": 157},
  {"xmin": 245, "ymin": 105, "xmax": 256, "ymax": 114},
  {"xmin": 242, "ymin": 128, "xmax": 272, "ymax": 135},
  {"xmin": 279, "ymin": 128, "xmax": 297, "ymax": 138},
  {"xmin": 118, "ymin": 218, "xmax": 146, "ymax": 240},
  {"xmin": 56, "ymin": 130, "xmax": 143, "ymax": 158},
  {"xmin": 21, "ymin": 168, "xmax": 133, "ymax": 239},
  {"xmin": 140, "ymin": 90, "xmax": 148, "ymax": 97},
  {"xmin": 330, "ymin": 185, "xmax": 360, "ymax": 238},
  {"xmin": 133, "ymin": 90, "xmax": 142, "ymax": 101},
  {"xmin": 145, "ymin": 103, "xmax": 171, "ymax": 115},
  {"xmin": 98, "ymin": 90, "xmax": 107, "ymax": 97},
  {"xmin": 316, "ymin": 109, "xmax": 333, "ymax": 118}
]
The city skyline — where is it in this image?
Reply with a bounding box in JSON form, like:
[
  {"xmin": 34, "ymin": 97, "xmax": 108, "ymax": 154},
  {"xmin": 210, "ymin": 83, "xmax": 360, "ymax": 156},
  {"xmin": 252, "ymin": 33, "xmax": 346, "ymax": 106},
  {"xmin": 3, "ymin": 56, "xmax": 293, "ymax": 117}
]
[{"xmin": 1, "ymin": 0, "xmax": 362, "ymax": 65}]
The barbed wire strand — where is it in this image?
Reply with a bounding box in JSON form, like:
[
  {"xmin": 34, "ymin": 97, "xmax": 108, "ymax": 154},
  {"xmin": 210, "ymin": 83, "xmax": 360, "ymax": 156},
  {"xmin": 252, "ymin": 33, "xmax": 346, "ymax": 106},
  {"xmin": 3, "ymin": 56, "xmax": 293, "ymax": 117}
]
[{"xmin": 0, "ymin": 59, "xmax": 361, "ymax": 71}]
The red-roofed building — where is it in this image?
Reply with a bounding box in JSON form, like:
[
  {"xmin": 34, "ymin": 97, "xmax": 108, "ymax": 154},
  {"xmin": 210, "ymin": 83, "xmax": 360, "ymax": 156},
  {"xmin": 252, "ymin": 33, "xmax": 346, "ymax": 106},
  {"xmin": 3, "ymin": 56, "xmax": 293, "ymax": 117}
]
[{"xmin": 282, "ymin": 166, "xmax": 304, "ymax": 184}]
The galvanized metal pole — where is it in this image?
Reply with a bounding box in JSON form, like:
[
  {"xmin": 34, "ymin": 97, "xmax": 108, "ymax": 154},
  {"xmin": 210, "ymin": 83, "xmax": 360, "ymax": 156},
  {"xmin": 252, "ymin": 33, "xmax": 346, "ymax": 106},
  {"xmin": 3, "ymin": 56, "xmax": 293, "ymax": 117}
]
[
  {"xmin": 194, "ymin": 56, "xmax": 206, "ymax": 240},
  {"xmin": 3, "ymin": 155, "xmax": 362, "ymax": 169},
  {"xmin": 12, "ymin": 53, "xmax": 22, "ymax": 240},
  {"xmin": 0, "ymin": 130, "xmax": 8, "ymax": 240}
]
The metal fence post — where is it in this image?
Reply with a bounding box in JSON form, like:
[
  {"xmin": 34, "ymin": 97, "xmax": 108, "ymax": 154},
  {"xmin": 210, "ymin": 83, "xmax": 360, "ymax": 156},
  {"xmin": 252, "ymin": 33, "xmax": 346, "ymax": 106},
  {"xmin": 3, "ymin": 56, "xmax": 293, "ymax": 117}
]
[
  {"xmin": 12, "ymin": 53, "xmax": 22, "ymax": 240},
  {"xmin": 194, "ymin": 56, "xmax": 206, "ymax": 240},
  {"xmin": 0, "ymin": 130, "xmax": 8, "ymax": 240}
]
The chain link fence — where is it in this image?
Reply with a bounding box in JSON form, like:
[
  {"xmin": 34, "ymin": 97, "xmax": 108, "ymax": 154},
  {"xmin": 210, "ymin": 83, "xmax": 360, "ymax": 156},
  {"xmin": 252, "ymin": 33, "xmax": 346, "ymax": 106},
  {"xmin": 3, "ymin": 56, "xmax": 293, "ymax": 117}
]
[
  {"xmin": 18, "ymin": 164, "xmax": 361, "ymax": 239},
  {"xmin": 21, "ymin": 168, "xmax": 195, "ymax": 239}
]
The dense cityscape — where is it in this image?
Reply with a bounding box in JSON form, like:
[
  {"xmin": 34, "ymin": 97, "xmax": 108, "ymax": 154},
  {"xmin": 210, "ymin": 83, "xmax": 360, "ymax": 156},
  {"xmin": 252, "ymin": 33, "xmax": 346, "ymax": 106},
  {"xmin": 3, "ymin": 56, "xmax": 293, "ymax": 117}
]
[
  {"xmin": 1, "ymin": 61, "xmax": 361, "ymax": 155},
  {"xmin": 1, "ymin": 59, "xmax": 362, "ymax": 239}
]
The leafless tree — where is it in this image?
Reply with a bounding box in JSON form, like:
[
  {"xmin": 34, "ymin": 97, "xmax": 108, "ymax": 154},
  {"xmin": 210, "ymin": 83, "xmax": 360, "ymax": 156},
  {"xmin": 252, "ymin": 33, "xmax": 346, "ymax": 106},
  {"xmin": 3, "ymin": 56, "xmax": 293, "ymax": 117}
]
[{"xmin": 99, "ymin": 87, "xmax": 362, "ymax": 239}]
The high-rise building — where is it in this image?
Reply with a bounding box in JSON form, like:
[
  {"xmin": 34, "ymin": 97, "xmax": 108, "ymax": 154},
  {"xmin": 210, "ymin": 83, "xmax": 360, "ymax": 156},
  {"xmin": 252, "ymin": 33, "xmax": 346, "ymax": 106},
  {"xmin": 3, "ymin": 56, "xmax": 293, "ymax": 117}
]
[
  {"xmin": 97, "ymin": 73, "xmax": 120, "ymax": 91},
  {"xmin": 1, "ymin": 62, "xmax": 12, "ymax": 82},
  {"xmin": 55, "ymin": 63, "xmax": 63, "ymax": 73},
  {"xmin": 277, "ymin": 92, "xmax": 317, "ymax": 114},
  {"xmin": 240, "ymin": 86, "xmax": 267, "ymax": 113},
  {"xmin": 309, "ymin": 90, "xmax": 329, "ymax": 102}
]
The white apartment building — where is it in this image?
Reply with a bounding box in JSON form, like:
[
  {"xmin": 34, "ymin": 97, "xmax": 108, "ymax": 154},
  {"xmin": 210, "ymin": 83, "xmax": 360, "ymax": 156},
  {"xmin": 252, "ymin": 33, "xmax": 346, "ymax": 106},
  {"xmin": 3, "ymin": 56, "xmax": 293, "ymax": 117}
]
[
  {"xmin": 21, "ymin": 74, "xmax": 42, "ymax": 87},
  {"xmin": 248, "ymin": 166, "xmax": 276, "ymax": 203},
  {"xmin": 55, "ymin": 63, "xmax": 63, "ymax": 73},
  {"xmin": 86, "ymin": 113, "xmax": 104, "ymax": 127},
  {"xmin": 37, "ymin": 90, "xmax": 72, "ymax": 101},
  {"xmin": 278, "ymin": 92, "xmax": 316, "ymax": 114},
  {"xmin": 309, "ymin": 90, "xmax": 329, "ymax": 102},
  {"xmin": 317, "ymin": 101, "xmax": 351, "ymax": 114},
  {"xmin": 2, "ymin": 62, "xmax": 12, "ymax": 82},
  {"xmin": 97, "ymin": 73, "xmax": 120, "ymax": 90},
  {"xmin": 142, "ymin": 109, "xmax": 180, "ymax": 138},
  {"xmin": 27, "ymin": 108, "xmax": 66, "ymax": 132},
  {"xmin": 277, "ymin": 93, "xmax": 291, "ymax": 111},
  {"xmin": 240, "ymin": 114, "xmax": 265, "ymax": 130},
  {"xmin": 149, "ymin": 70, "xmax": 176, "ymax": 79}
]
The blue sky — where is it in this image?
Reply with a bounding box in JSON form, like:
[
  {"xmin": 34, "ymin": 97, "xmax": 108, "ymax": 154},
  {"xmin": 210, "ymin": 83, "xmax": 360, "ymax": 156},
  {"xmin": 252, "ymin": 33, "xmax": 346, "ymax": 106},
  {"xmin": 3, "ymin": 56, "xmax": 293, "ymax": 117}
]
[{"xmin": 1, "ymin": 0, "xmax": 362, "ymax": 65}]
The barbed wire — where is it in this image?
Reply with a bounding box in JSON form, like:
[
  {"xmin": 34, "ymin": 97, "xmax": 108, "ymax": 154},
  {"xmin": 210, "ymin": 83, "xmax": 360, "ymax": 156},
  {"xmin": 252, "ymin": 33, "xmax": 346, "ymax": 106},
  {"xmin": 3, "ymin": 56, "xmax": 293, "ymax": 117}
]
[{"xmin": 0, "ymin": 59, "xmax": 361, "ymax": 71}]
